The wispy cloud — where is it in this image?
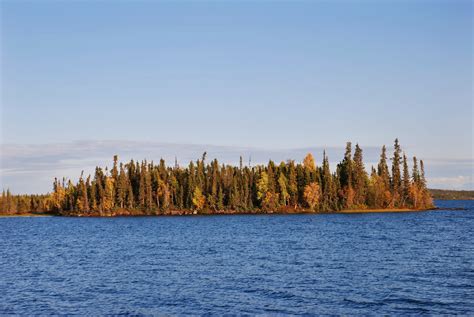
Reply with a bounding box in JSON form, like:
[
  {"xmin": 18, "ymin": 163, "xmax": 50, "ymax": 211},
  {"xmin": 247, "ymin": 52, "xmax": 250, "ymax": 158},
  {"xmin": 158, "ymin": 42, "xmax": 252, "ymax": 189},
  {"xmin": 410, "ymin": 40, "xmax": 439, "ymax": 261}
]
[
  {"xmin": 428, "ymin": 176, "xmax": 473, "ymax": 190},
  {"xmin": 1, "ymin": 140, "xmax": 472, "ymax": 193}
]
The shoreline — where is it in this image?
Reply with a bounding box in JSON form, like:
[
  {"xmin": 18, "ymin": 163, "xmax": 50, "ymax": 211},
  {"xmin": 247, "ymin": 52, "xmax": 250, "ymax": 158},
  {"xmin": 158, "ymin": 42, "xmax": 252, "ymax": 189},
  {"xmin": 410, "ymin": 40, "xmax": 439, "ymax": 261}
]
[
  {"xmin": 0, "ymin": 207, "xmax": 439, "ymax": 218},
  {"xmin": 338, "ymin": 208, "xmax": 436, "ymax": 214},
  {"xmin": 0, "ymin": 213, "xmax": 55, "ymax": 217}
]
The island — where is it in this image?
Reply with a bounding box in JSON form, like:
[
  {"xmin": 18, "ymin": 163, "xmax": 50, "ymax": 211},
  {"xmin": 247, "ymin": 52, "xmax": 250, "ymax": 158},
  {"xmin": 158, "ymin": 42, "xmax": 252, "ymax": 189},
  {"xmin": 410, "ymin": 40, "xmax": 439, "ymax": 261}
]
[{"xmin": 0, "ymin": 139, "xmax": 434, "ymax": 216}]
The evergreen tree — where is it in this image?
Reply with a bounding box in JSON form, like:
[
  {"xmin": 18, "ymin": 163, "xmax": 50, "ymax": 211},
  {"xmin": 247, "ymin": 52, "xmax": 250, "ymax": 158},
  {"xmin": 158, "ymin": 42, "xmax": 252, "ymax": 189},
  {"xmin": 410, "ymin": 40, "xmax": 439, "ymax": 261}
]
[
  {"xmin": 320, "ymin": 151, "xmax": 337, "ymax": 211},
  {"xmin": 76, "ymin": 172, "xmax": 89, "ymax": 212},
  {"xmin": 402, "ymin": 154, "xmax": 410, "ymax": 207},
  {"xmin": 117, "ymin": 163, "xmax": 128, "ymax": 209},
  {"xmin": 377, "ymin": 145, "xmax": 390, "ymax": 189},
  {"xmin": 256, "ymin": 171, "xmax": 269, "ymax": 205},
  {"xmin": 278, "ymin": 172, "xmax": 289, "ymax": 206},
  {"xmin": 6, "ymin": 189, "xmax": 13, "ymax": 213},
  {"xmin": 352, "ymin": 144, "xmax": 368, "ymax": 206},
  {"xmin": 338, "ymin": 142, "xmax": 354, "ymax": 208},
  {"xmin": 94, "ymin": 168, "xmax": 105, "ymax": 212},
  {"xmin": 111, "ymin": 155, "xmax": 119, "ymax": 183},
  {"xmin": 126, "ymin": 182, "xmax": 134, "ymax": 210},
  {"xmin": 145, "ymin": 163, "xmax": 153, "ymax": 211},
  {"xmin": 412, "ymin": 157, "xmax": 420, "ymax": 185},
  {"xmin": 340, "ymin": 142, "xmax": 353, "ymax": 188},
  {"xmin": 420, "ymin": 160, "xmax": 427, "ymax": 189},
  {"xmin": 287, "ymin": 161, "xmax": 298, "ymax": 208},
  {"xmin": 89, "ymin": 178, "xmax": 97, "ymax": 211},
  {"xmin": 138, "ymin": 163, "xmax": 146, "ymax": 210},
  {"xmin": 391, "ymin": 138, "xmax": 402, "ymax": 206},
  {"xmin": 103, "ymin": 177, "xmax": 114, "ymax": 213}
]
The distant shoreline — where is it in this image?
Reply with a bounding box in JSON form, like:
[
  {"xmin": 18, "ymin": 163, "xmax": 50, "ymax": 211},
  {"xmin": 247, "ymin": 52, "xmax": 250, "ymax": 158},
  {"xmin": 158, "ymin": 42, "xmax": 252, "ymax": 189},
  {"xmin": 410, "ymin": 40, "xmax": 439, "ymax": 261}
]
[
  {"xmin": 429, "ymin": 189, "xmax": 474, "ymax": 200},
  {"xmin": 431, "ymin": 198, "xmax": 474, "ymax": 201}
]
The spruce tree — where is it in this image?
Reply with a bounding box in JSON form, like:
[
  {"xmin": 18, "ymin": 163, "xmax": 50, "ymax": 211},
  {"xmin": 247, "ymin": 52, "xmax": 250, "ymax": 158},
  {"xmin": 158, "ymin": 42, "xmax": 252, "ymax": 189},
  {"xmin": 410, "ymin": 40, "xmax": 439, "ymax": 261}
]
[
  {"xmin": 420, "ymin": 160, "xmax": 427, "ymax": 189},
  {"xmin": 117, "ymin": 164, "xmax": 128, "ymax": 209},
  {"xmin": 402, "ymin": 154, "xmax": 410, "ymax": 207},
  {"xmin": 145, "ymin": 163, "xmax": 153, "ymax": 211},
  {"xmin": 340, "ymin": 142, "xmax": 353, "ymax": 188},
  {"xmin": 287, "ymin": 161, "xmax": 298, "ymax": 208},
  {"xmin": 391, "ymin": 138, "xmax": 402, "ymax": 206},
  {"xmin": 412, "ymin": 157, "xmax": 420, "ymax": 185},
  {"xmin": 352, "ymin": 144, "xmax": 368, "ymax": 206},
  {"xmin": 377, "ymin": 145, "xmax": 390, "ymax": 189},
  {"xmin": 278, "ymin": 172, "xmax": 289, "ymax": 206},
  {"xmin": 320, "ymin": 151, "xmax": 333, "ymax": 211},
  {"xmin": 138, "ymin": 163, "xmax": 146, "ymax": 210}
]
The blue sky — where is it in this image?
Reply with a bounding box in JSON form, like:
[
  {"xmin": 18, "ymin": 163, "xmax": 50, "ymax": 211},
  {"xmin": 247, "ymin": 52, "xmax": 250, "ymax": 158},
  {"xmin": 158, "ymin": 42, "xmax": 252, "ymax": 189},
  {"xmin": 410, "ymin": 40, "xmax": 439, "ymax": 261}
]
[{"xmin": 1, "ymin": 0, "xmax": 472, "ymax": 193}]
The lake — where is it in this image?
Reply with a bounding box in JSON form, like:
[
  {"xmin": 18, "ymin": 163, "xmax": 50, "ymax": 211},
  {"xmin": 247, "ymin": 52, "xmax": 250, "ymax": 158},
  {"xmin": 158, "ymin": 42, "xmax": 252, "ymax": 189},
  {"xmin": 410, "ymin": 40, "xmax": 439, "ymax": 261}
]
[{"xmin": 1, "ymin": 200, "xmax": 473, "ymax": 315}]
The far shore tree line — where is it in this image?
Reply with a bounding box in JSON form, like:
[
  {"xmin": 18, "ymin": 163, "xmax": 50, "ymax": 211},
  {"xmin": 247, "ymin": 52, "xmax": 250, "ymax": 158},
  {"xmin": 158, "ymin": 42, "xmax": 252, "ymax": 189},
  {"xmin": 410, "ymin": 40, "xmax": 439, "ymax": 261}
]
[{"xmin": 0, "ymin": 139, "xmax": 433, "ymax": 216}]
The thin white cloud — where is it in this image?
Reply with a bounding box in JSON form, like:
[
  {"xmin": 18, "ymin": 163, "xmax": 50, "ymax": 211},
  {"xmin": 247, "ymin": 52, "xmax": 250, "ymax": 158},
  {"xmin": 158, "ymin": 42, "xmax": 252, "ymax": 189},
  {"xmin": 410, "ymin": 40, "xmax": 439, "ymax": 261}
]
[{"xmin": 428, "ymin": 176, "xmax": 473, "ymax": 190}]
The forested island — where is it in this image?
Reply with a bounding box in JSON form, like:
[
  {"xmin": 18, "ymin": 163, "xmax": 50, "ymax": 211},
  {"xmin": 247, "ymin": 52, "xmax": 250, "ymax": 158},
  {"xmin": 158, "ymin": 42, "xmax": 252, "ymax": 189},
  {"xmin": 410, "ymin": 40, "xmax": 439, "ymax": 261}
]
[{"xmin": 0, "ymin": 139, "xmax": 434, "ymax": 216}]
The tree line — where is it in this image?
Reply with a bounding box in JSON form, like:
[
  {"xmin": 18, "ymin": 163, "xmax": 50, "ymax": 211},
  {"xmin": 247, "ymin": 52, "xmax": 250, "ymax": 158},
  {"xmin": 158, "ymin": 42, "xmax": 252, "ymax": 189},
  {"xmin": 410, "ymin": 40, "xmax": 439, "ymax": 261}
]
[{"xmin": 0, "ymin": 139, "xmax": 433, "ymax": 216}]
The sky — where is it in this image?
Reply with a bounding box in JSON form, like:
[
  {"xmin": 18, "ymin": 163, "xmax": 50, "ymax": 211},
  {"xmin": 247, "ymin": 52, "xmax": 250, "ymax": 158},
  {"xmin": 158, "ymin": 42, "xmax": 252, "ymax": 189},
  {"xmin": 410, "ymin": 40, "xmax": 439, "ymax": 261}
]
[{"xmin": 0, "ymin": 0, "xmax": 472, "ymax": 193}]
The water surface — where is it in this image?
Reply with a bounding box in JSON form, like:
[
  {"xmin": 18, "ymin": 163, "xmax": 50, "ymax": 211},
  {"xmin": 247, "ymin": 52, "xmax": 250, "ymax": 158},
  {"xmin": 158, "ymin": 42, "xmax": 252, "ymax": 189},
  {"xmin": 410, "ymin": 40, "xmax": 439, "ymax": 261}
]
[{"xmin": 1, "ymin": 200, "xmax": 473, "ymax": 315}]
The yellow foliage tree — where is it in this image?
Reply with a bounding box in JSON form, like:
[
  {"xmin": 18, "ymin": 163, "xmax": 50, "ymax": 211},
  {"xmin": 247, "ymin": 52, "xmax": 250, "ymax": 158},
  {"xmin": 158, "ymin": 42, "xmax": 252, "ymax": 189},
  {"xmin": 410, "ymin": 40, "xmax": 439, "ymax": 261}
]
[
  {"xmin": 367, "ymin": 173, "xmax": 390, "ymax": 209},
  {"xmin": 157, "ymin": 180, "xmax": 170, "ymax": 210},
  {"xmin": 51, "ymin": 184, "xmax": 65, "ymax": 211},
  {"xmin": 409, "ymin": 183, "xmax": 421, "ymax": 209},
  {"xmin": 304, "ymin": 182, "xmax": 321, "ymax": 210},
  {"xmin": 278, "ymin": 173, "xmax": 289, "ymax": 206},
  {"xmin": 303, "ymin": 153, "xmax": 316, "ymax": 171},
  {"xmin": 422, "ymin": 190, "xmax": 434, "ymax": 208},
  {"xmin": 192, "ymin": 187, "xmax": 206, "ymax": 211},
  {"xmin": 257, "ymin": 171, "xmax": 268, "ymax": 201},
  {"xmin": 103, "ymin": 177, "xmax": 114, "ymax": 212},
  {"xmin": 345, "ymin": 186, "xmax": 355, "ymax": 209}
]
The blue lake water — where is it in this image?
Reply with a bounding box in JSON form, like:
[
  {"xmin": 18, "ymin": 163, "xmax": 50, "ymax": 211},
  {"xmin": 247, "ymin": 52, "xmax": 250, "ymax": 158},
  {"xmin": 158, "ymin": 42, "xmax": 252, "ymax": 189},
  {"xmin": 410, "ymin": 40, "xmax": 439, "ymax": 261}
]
[{"xmin": 1, "ymin": 200, "xmax": 473, "ymax": 315}]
